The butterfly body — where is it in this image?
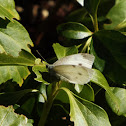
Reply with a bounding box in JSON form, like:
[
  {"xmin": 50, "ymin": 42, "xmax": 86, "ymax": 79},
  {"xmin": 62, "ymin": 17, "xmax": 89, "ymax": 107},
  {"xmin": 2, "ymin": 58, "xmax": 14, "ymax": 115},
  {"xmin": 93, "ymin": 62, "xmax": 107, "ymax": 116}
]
[{"xmin": 47, "ymin": 53, "xmax": 95, "ymax": 85}]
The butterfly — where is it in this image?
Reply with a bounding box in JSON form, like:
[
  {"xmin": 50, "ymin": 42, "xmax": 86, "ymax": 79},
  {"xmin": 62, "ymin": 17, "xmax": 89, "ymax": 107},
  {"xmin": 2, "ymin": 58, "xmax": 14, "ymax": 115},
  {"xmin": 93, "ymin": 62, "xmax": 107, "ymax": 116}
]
[{"xmin": 46, "ymin": 53, "xmax": 95, "ymax": 85}]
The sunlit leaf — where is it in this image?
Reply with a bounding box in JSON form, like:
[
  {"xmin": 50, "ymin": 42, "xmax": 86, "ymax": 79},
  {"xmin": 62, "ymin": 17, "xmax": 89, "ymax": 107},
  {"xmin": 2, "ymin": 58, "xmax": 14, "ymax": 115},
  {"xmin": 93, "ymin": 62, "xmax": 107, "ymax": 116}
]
[
  {"xmin": 0, "ymin": 106, "xmax": 33, "ymax": 126},
  {"xmin": 60, "ymin": 87, "xmax": 111, "ymax": 126},
  {"xmin": 105, "ymin": 87, "xmax": 126, "ymax": 117},
  {"xmin": 104, "ymin": 0, "xmax": 126, "ymax": 30},
  {"xmin": 0, "ymin": 66, "xmax": 30, "ymax": 86},
  {"xmin": 0, "ymin": 0, "xmax": 20, "ymax": 21},
  {"xmin": 0, "ymin": 18, "xmax": 33, "ymax": 57},
  {"xmin": 32, "ymin": 63, "xmax": 49, "ymax": 84},
  {"xmin": 53, "ymin": 43, "xmax": 78, "ymax": 59},
  {"xmin": 91, "ymin": 69, "xmax": 120, "ymax": 112}
]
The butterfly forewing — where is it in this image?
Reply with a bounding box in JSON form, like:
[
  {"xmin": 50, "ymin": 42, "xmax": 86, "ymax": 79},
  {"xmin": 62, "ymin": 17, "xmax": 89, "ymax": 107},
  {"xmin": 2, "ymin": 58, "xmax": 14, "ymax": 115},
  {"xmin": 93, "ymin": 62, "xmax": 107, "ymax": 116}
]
[
  {"xmin": 52, "ymin": 65, "xmax": 94, "ymax": 85},
  {"xmin": 53, "ymin": 53, "xmax": 95, "ymax": 69}
]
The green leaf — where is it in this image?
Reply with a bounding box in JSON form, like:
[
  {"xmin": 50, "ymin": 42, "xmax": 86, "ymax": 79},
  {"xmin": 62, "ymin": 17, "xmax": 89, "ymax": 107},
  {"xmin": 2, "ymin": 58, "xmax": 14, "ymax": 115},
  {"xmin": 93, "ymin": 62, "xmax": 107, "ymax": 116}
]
[
  {"xmin": 0, "ymin": 18, "xmax": 33, "ymax": 57},
  {"xmin": 66, "ymin": 8, "xmax": 87, "ymax": 22},
  {"xmin": 53, "ymin": 43, "xmax": 78, "ymax": 59},
  {"xmin": 57, "ymin": 22, "xmax": 92, "ymax": 39},
  {"xmin": 104, "ymin": 0, "xmax": 126, "ymax": 30},
  {"xmin": 56, "ymin": 82, "xmax": 94, "ymax": 103},
  {"xmin": 0, "ymin": 106, "xmax": 33, "ymax": 126},
  {"xmin": 0, "ymin": 50, "xmax": 35, "ymax": 66},
  {"xmin": 0, "ymin": 89, "xmax": 38, "ymax": 105},
  {"xmin": 74, "ymin": 84, "xmax": 84, "ymax": 93},
  {"xmin": 93, "ymin": 30, "xmax": 126, "ymax": 84},
  {"xmin": 32, "ymin": 63, "xmax": 49, "ymax": 84},
  {"xmin": 105, "ymin": 87, "xmax": 126, "ymax": 117},
  {"xmin": 0, "ymin": 0, "xmax": 20, "ymax": 21},
  {"xmin": 90, "ymin": 39, "xmax": 105, "ymax": 72},
  {"xmin": 0, "ymin": 66, "xmax": 30, "ymax": 86},
  {"xmin": 91, "ymin": 69, "xmax": 120, "ymax": 112},
  {"xmin": 91, "ymin": 69, "xmax": 110, "ymax": 90},
  {"xmin": 21, "ymin": 97, "xmax": 35, "ymax": 114},
  {"xmin": 84, "ymin": 0, "xmax": 100, "ymax": 18},
  {"xmin": 38, "ymin": 83, "xmax": 47, "ymax": 103},
  {"xmin": 60, "ymin": 87, "xmax": 111, "ymax": 126}
]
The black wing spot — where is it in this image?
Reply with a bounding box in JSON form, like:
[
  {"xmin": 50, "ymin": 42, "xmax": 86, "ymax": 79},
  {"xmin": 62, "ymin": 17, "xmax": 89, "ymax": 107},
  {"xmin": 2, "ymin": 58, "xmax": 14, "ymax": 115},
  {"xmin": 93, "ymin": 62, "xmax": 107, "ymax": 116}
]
[
  {"xmin": 72, "ymin": 65, "xmax": 76, "ymax": 67},
  {"xmin": 78, "ymin": 63, "xmax": 82, "ymax": 66},
  {"xmin": 78, "ymin": 72, "xmax": 82, "ymax": 75}
]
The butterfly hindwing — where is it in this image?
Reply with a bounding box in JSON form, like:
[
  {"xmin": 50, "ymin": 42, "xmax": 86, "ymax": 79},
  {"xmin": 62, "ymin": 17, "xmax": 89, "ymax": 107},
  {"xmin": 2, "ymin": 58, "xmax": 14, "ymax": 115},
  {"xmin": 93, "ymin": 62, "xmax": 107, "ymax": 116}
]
[{"xmin": 52, "ymin": 65, "xmax": 93, "ymax": 85}]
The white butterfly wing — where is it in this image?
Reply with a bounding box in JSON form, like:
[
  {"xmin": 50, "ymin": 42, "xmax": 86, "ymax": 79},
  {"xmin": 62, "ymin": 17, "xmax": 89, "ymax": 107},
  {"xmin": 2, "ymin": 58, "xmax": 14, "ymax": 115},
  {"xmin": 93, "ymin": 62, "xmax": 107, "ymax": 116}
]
[
  {"xmin": 52, "ymin": 65, "xmax": 94, "ymax": 85},
  {"xmin": 53, "ymin": 53, "xmax": 95, "ymax": 69}
]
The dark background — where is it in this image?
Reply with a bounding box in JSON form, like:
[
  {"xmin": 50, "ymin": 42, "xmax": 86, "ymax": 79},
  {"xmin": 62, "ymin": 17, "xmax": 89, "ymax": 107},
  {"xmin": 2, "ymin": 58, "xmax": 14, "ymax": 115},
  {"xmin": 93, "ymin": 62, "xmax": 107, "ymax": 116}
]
[{"xmin": 14, "ymin": 0, "xmax": 81, "ymax": 59}]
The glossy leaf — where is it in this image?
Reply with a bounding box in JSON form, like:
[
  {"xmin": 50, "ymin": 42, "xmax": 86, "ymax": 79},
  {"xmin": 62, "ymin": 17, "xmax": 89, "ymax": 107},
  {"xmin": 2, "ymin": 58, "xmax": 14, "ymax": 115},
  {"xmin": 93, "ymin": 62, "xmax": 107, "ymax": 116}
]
[
  {"xmin": 57, "ymin": 22, "xmax": 92, "ymax": 39},
  {"xmin": 53, "ymin": 43, "xmax": 78, "ymax": 59},
  {"xmin": 105, "ymin": 87, "xmax": 126, "ymax": 117},
  {"xmin": 93, "ymin": 30, "xmax": 126, "ymax": 84},
  {"xmin": 0, "ymin": 106, "xmax": 33, "ymax": 126},
  {"xmin": 0, "ymin": 89, "xmax": 38, "ymax": 105},
  {"xmin": 60, "ymin": 87, "xmax": 111, "ymax": 126},
  {"xmin": 91, "ymin": 69, "xmax": 110, "ymax": 89},
  {"xmin": 0, "ymin": 0, "xmax": 20, "ymax": 21},
  {"xmin": 104, "ymin": 0, "xmax": 126, "ymax": 30}
]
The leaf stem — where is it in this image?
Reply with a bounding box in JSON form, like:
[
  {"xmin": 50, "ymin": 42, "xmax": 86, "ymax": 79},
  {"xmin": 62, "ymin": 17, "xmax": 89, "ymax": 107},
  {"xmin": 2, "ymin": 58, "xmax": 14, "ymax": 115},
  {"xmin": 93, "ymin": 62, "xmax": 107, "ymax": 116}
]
[
  {"xmin": 93, "ymin": 14, "xmax": 99, "ymax": 32},
  {"xmin": 38, "ymin": 82, "xmax": 61, "ymax": 126}
]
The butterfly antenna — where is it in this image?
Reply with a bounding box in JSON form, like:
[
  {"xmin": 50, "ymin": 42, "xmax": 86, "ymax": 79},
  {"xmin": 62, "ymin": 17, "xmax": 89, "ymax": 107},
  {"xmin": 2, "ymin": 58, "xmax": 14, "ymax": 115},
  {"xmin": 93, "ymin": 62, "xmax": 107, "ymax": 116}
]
[{"xmin": 36, "ymin": 50, "xmax": 47, "ymax": 63}]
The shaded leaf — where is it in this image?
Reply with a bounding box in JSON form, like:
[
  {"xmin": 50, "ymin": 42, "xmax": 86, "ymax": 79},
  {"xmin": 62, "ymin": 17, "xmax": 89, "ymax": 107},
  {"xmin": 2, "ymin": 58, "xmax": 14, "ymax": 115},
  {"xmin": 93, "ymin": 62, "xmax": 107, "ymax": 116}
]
[
  {"xmin": 56, "ymin": 82, "xmax": 94, "ymax": 103},
  {"xmin": 60, "ymin": 87, "xmax": 111, "ymax": 126},
  {"xmin": 21, "ymin": 97, "xmax": 35, "ymax": 114},
  {"xmin": 93, "ymin": 30, "xmax": 126, "ymax": 84},
  {"xmin": 53, "ymin": 43, "xmax": 78, "ymax": 59},
  {"xmin": 90, "ymin": 39, "xmax": 105, "ymax": 72},
  {"xmin": 57, "ymin": 22, "xmax": 92, "ymax": 39},
  {"xmin": 105, "ymin": 87, "xmax": 126, "ymax": 117},
  {"xmin": 104, "ymin": 0, "xmax": 126, "ymax": 30},
  {"xmin": 66, "ymin": 8, "xmax": 87, "ymax": 22},
  {"xmin": 0, "ymin": 106, "xmax": 33, "ymax": 126},
  {"xmin": 0, "ymin": 0, "xmax": 20, "ymax": 21},
  {"xmin": 0, "ymin": 89, "xmax": 38, "ymax": 105},
  {"xmin": 84, "ymin": 0, "xmax": 100, "ymax": 18}
]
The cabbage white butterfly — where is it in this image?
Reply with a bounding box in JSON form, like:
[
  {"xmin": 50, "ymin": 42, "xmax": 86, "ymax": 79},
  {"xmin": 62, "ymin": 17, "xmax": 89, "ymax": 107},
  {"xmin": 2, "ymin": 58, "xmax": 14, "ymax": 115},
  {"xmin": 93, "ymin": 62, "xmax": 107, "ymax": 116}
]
[{"xmin": 47, "ymin": 53, "xmax": 95, "ymax": 85}]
